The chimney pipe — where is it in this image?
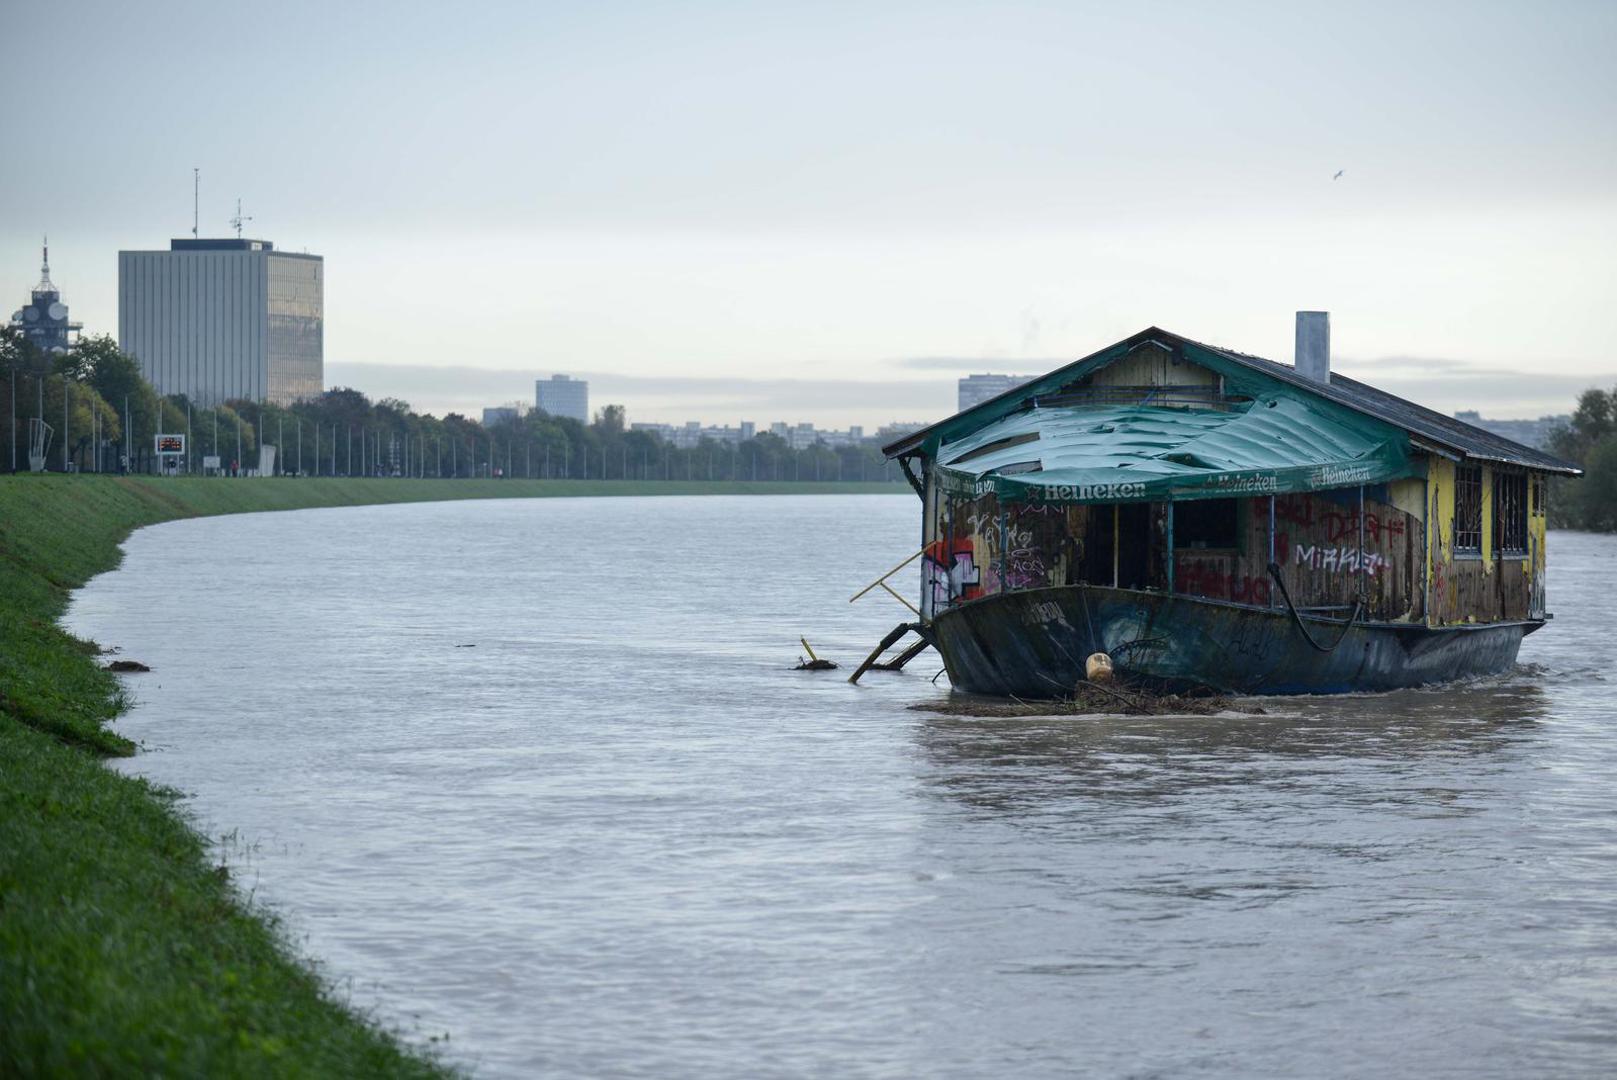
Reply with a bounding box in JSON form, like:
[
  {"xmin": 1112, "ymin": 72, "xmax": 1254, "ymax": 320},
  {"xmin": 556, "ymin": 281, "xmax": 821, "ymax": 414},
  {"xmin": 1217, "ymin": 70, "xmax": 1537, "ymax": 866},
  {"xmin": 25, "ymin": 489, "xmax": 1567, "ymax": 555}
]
[{"xmin": 1295, "ymin": 311, "xmax": 1330, "ymax": 384}]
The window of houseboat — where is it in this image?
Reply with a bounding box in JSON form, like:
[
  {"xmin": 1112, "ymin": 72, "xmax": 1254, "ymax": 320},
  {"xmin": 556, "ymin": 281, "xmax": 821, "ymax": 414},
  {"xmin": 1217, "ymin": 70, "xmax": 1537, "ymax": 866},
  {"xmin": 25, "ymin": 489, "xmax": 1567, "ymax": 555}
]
[
  {"xmin": 1175, "ymin": 498, "xmax": 1239, "ymax": 550},
  {"xmin": 1495, "ymin": 470, "xmax": 1529, "ymax": 556},
  {"xmin": 1455, "ymin": 464, "xmax": 1484, "ymax": 555}
]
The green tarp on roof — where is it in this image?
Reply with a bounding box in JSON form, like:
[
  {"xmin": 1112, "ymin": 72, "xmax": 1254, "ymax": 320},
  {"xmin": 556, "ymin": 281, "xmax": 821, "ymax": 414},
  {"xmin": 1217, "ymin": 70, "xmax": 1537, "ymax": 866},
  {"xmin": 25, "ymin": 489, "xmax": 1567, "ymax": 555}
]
[{"xmin": 935, "ymin": 394, "xmax": 1419, "ymax": 504}]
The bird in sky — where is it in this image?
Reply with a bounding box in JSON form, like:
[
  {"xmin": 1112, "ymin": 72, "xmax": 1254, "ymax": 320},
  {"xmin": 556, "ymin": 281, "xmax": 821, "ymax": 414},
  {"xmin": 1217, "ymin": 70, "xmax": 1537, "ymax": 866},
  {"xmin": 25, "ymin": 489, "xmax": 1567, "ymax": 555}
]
[{"xmin": 1333, "ymin": 169, "xmax": 1345, "ymax": 180}]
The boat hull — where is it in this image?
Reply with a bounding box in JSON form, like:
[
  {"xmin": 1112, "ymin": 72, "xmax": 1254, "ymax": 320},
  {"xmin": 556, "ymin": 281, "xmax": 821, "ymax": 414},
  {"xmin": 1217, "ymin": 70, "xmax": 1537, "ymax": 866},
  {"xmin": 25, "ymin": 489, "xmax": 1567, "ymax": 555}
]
[{"xmin": 930, "ymin": 586, "xmax": 1539, "ymax": 697}]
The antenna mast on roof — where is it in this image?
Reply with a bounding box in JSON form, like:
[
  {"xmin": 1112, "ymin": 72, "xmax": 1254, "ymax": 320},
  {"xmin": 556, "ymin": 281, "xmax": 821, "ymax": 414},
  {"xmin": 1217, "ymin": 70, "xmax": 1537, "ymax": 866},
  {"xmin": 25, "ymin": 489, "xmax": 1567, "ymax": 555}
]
[
  {"xmin": 230, "ymin": 197, "xmax": 252, "ymax": 240},
  {"xmin": 192, "ymin": 168, "xmax": 199, "ymax": 239}
]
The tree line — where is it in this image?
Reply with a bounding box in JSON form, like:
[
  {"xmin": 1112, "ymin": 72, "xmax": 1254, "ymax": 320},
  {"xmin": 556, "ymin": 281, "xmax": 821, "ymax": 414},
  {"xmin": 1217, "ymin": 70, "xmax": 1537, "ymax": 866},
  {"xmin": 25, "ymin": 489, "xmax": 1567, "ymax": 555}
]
[
  {"xmin": 1, "ymin": 330, "xmax": 907, "ymax": 483},
  {"xmin": 1547, "ymin": 388, "xmax": 1617, "ymax": 531}
]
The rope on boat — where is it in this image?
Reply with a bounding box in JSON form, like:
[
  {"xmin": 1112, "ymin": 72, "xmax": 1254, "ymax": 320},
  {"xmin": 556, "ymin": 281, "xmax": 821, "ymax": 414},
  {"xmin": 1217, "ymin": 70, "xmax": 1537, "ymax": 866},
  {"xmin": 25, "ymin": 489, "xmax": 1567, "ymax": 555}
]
[{"xmin": 1266, "ymin": 562, "xmax": 1363, "ymax": 653}]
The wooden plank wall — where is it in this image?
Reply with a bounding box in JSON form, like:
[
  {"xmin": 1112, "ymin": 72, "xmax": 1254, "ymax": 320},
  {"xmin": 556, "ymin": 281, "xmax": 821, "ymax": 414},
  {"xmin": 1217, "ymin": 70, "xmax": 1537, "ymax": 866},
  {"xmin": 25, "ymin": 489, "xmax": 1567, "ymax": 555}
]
[
  {"xmin": 1173, "ymin": 487, "xmax": 1425, "ymax": 622},
  {"xmin": 1273, "ymin": 487, "xmax": 1424, "ymax": 621},
  {"xmin": 1085, "ymin": 344, "xmax": 1222, "ymax": 391}
]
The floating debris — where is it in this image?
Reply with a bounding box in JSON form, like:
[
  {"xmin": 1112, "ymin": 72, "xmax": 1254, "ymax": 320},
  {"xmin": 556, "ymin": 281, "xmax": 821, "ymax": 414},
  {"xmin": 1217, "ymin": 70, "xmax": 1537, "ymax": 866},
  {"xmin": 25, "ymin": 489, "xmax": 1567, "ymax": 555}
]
[
  {"xmin": 795, "ymin": 637, "xmax": 838, "ymax": 671},
  {"xmin": 911, "ymin": 681, "xmax": 1266, "ymax": 718},
  {"xmin": 104, "ymin": 660, "xmax": 151, "ymax": 673}
]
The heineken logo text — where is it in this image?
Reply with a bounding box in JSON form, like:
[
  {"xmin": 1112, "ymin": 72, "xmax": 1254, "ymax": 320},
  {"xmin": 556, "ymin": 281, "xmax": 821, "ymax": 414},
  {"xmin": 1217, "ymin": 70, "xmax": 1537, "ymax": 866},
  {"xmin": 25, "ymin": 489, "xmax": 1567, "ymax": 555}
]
[{"xmin": 1038, "ymin": 481, "xmax": 1147, "ymax": 501}]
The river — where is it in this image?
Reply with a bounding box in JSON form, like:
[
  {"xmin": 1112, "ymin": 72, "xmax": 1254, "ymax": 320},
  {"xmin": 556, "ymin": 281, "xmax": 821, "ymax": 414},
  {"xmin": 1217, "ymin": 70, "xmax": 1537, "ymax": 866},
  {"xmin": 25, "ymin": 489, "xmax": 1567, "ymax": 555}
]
[{"xmin": 64, "ymin": 494, "xmax": 1617, "ymax": 1077}]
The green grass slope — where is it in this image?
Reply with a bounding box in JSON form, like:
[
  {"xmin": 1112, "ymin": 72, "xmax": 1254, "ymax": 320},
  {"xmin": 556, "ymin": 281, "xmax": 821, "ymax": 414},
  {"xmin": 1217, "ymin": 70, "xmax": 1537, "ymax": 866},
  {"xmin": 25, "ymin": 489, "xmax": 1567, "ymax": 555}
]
[{"xmin": 0, "ymin": 474, "xmax": 895, "ymax": 1076}]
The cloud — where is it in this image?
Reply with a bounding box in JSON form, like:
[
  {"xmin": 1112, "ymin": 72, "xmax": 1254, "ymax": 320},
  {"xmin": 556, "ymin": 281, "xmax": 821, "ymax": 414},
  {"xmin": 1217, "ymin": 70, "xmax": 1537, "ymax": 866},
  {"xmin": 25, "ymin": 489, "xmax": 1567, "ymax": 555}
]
[
  {"xmin": 1335, "ymin": 354, "xmax": 1519, "ymax": 376},
  {"xmin": 1336, "ymin": 369, "xmax": 1614, "ymax": 418},
  {"xmin": 892, "ymin": 356, "xmax": 1071, "ymax": 372}
]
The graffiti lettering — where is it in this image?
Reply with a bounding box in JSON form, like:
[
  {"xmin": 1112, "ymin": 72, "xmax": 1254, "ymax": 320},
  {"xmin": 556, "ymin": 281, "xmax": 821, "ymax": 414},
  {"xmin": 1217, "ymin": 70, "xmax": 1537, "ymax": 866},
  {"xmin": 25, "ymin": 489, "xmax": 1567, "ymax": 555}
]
[
  {"xmin": 964, "ymin": 510, "xmax": 1001, "ymax": 566},
  {"xmin": 1293, "ymin": 544, "xmax": 1385, "ymax": 576},
  {"xmin": 1019, "ymin": 600, "xmax": 1070, "ymax": 628},
  {"xmin": 924, "ymin": 543, "xmax": 983, "ymax": 607},
  {"xmin": 1226, "ymin": 619, "xmax": 1273, "ymax": 661},
  {"xmin": 1322, "ymin": 511, "xmax": 1405, "ymax": 544},
  {"xmin": 1004, "ymin": 548, "xmax": 1048, "ymax": 590},
  {"xmin": 1275, "ymin": 495, "xmax": 1316, "ymax": 528},
  {"xmin": 1178, "ymin": 560, "xmax": 1272, "ymax": 605}
]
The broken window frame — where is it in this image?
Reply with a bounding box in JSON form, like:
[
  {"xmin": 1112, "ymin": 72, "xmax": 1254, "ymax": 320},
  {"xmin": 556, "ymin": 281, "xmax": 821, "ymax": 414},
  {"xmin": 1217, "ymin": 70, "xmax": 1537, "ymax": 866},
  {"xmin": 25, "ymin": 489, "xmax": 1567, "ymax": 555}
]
[
  {"xmin": 1174, "ymin": 497, "xmax": 1241, "ymax": 552},
  {"xmin": 1454, "ymin": 463, "xmax": 1484, "ymax": 556},
  {"xmin": 1494, "ymin": 469, "xmax": 1529, "ymax": 557}
]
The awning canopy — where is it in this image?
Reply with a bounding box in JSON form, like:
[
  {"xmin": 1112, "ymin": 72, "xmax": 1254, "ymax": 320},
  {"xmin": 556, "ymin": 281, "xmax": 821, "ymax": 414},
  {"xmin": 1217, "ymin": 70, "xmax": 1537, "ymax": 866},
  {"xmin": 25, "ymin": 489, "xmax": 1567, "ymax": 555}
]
[{"xmin": 934, "ymin": 394, "xmax": 1420, "ymax": 504}]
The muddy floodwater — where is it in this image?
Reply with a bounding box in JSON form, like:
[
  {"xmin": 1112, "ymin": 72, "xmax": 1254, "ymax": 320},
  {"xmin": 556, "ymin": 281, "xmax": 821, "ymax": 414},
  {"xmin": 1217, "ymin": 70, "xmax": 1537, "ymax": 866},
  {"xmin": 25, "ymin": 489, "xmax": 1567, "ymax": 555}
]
[{"xmin": 66, "ymin": 495, "xmax": 1617, "ymax": 1077}]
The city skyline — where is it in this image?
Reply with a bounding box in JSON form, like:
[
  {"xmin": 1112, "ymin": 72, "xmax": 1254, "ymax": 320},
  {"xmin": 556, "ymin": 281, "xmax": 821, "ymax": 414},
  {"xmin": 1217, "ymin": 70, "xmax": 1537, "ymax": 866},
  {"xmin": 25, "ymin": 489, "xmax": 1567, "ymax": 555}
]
[
  {"xmin": 7, "ymin": 238, "xmax": 1606, "ymax": 432},
  {"xmin": 16, "ymin": 237, "xmax": 1617, "ymax": 428},
  {"xmin": 5, "ymin": 1, "xmax": 1615, "ymax": 426}
]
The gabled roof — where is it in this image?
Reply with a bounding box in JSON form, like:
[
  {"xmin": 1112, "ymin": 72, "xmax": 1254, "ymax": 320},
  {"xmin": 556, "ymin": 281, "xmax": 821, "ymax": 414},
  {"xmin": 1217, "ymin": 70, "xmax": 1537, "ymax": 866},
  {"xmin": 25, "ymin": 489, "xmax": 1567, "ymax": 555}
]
[{"xmin": 884, "ymin": 327, "xmax": 1582, "ymax": 476}]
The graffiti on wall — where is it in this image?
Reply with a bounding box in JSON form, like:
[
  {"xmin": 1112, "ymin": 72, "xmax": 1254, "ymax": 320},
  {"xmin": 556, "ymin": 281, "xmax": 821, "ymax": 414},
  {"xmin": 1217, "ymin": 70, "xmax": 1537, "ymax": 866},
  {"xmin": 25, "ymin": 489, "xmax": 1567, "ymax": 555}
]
[
  {"xmin": 1292, "ymin": 544, "xmax": 1386, "ymax": 576},
  {"xmin": 1177, "ymin": 560, "xmax": 1272, "ymax": 605},
  {"xmin": 1276, "ymin": 494, "xmax": 1406, "ymax": 543},
  {"xmin": 1003, "ymin": 522, "xmax": 1046, "ymax": 591},
  {"xmin": 925, "ymin": 541, "xmax": 982, "ymax": 607}
]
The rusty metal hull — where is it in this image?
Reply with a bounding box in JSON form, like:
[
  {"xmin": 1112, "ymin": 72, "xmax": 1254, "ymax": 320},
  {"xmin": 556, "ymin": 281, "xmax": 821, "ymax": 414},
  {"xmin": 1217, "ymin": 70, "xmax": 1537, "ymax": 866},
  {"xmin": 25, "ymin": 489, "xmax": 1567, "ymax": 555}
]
[{"xmin": 930, "ymin": 586, "xmax": 1540, "ymax": 697}]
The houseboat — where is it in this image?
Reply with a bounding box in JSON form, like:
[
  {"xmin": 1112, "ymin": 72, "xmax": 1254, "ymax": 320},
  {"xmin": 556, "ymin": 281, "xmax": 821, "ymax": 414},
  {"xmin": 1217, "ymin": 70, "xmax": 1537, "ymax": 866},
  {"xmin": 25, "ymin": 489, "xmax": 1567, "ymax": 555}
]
[{"xmin": 875, "ymin": 314, "xmax": 1580, "ymax": 697}]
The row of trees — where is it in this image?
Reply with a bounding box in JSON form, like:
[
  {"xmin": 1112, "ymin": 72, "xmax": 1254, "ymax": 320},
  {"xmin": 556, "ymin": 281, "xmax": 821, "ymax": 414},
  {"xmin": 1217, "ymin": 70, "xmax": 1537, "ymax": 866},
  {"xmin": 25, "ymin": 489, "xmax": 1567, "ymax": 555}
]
[
  {"xmin": 1547, "ymin": 388, "xmax": 1617, "ymax": 531},
  {"xmin": 2, "ymin": 330, "xmax": 907, "ymax": 484},
  {"xmin": 2, "ymin": 330, "xmax": 144, "ymax": 473}
]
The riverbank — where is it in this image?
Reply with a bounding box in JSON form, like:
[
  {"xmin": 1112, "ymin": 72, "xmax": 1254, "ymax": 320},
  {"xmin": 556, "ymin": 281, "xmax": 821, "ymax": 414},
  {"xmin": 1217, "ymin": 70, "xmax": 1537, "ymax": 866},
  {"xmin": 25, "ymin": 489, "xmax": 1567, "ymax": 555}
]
[{"xmin": 0, "ymin": 474, "xmax": 896, "ymax": 1075}]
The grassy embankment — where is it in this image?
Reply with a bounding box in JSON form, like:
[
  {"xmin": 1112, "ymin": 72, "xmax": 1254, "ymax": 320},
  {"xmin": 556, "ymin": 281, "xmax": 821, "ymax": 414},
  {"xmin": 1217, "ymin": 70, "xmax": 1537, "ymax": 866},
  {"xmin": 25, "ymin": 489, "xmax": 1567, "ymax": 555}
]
[{"xmin": 0, "ymin": 474, "xmax": 896, "ymax": 1075}]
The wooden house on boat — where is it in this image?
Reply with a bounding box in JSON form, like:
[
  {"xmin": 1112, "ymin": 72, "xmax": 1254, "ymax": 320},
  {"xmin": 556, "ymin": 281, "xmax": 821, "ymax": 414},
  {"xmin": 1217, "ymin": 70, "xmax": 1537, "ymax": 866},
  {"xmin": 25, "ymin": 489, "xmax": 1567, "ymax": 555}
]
[{"xmin": 875, "ymin": 314, "xmax": 1581, "ymax": 696}]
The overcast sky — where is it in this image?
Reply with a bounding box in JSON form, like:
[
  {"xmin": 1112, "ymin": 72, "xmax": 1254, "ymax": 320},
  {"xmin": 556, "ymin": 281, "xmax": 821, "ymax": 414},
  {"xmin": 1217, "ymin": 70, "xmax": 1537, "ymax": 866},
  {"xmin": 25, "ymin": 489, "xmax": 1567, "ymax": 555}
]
[{"xmin": 4, "ymin": 0, "xmax": 1613, "ymax": 426}]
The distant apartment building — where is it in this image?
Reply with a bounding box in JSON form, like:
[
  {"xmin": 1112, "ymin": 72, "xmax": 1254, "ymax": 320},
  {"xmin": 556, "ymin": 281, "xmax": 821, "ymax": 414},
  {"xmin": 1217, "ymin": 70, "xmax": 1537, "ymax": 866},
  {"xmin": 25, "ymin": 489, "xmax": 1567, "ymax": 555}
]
[
  {"xmin": 629, "ymin": 419, "xmax": 867, "ymax": 449},
  {"xmin": 118, "ymin": 237, "xmax": 323, "ymax": 406},
  {"xmin": 10, "ymin": 241, "xmax": 82, "ymax": 356},
  {"xmin": 874, "ymin": 421, "xmax": 928, "ymax": 444},
  {"xmin": 958, "ymin": 373, "xmax": 1036, "ymax": 413},
  {"xmin": 1452, "ymin": 410, "xmax": 1569, "ymax": 452},
  {"xmin": 536, "ymin": 374, "xmax": 589, "ymax": 422},
  {"xmin": 482, "ymin": 406, "xmax": 521, "ymax": 427},
  {"xmin": 632, "ymin": 420, "xmax": 748, "ymax": 448}
]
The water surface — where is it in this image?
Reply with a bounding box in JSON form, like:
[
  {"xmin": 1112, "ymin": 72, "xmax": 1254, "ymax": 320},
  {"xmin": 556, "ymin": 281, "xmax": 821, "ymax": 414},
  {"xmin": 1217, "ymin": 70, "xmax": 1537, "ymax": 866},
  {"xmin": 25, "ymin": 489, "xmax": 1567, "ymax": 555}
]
[{"xmin": 66, "ymin": 495, "xmax": 1617, "ymax": 1077}]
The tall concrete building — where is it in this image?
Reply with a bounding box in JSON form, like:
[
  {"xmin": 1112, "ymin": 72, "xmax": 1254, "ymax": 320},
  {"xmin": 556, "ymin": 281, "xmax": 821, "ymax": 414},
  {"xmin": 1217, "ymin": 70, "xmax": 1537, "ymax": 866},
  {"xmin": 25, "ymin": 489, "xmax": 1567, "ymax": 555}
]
[
  {"xmin": 118, "ymin": 238, "xmax": 323, "ymax": 406},
  {"xmin": 10, "ymin": 240, "xmax": 82, "ymax": 355},
  {"xmin": 536, "ymin": 374, "xmax": 589, "ymax": 422},
  {"xmin": 958, "ymin": 373, "xmax": 1036, "ymax": 413}
]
